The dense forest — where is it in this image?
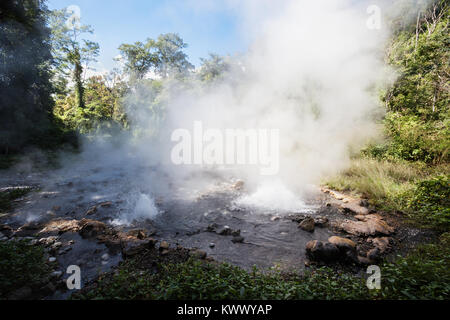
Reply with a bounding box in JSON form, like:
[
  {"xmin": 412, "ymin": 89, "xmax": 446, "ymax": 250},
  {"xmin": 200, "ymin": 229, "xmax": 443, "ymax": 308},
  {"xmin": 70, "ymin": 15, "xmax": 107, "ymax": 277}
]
[{"xmin": 0, "ymin": 0, "xmax": 448, "ymax": 301}]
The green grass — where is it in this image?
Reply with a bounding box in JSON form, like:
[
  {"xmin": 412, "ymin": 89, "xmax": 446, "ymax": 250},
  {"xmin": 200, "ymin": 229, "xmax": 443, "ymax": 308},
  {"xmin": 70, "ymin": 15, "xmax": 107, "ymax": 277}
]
[
  {"xmin": 74, "ymin": 239, "xmax": 449, "ymax": 300},
  {"xmin": 0, "ymin": 240, "xmax": 52, "ymax": 299},
  {"xmin": 325, "ymin": 158, "xmax": 449, "ymax": 229}
]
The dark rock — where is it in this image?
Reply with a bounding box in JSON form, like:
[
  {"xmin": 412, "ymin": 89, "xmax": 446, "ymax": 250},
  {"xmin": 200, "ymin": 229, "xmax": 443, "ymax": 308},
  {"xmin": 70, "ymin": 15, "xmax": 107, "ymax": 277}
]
[
  {"xmin": 231, "ymin": 236, "xmax": 244, "ymax": 243},
  {"xmin": 121, "ymin": 239, "xmax": 157, "ymax": 258},
  {"xmin": 0, "ymin": 224, "xmax": 14, "ymax": 238},
  {"xmin": 299, "ymin": 217, "xmax": 315, "ymax": 232},
  {"xmin": 78, "ymin": 219, "xmax": 106, "ymax": 238},
  {"xmin": 15, "ymin": 221, "xmax": 43, "ymax": 237},
  {"xmin": 189, "ymin": 249, "xmax": 207, "ymax": 259},
  {"xmin": 367, "ymin": 247, "xmax": 381, "ymax": 262},
  {"xmin": 314, "ymin": 216, "xmax": 329, "ymax": 227},
  {"xmin": 357, "ymin": 256, "xmax": 372, "ymax": 265},
  {"xmin": 231, "ymin": 229, "xmax": 241, "ymax": 237},
  {"xmin": 206, "ymin": 223, "xmax": 218, "ymax": 232},
  {"xmin": 359, "ymin": 199, "xmax": 370, "ymax": 208},
  {"xmin": 218, "ymin": 226, "xmax": 232, "ymax": 236},
  {"xmin": 306, "ymin": 240, "xmax": 340, "ymax": 263}
]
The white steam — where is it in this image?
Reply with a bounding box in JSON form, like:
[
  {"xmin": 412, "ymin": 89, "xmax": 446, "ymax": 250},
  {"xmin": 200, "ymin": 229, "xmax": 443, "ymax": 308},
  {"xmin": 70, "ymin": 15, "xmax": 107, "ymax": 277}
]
[{"xmin": 124, "ymin": 0, "xmax": 390, "ymax": 211}]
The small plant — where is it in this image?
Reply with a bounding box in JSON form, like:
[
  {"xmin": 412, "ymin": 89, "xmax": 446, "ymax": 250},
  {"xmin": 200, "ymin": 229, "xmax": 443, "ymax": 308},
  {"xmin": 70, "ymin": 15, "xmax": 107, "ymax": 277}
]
[
  {"xmin": 404, "ymin": 175, "xmax": 450, "ymax": 230},
  {"xmin": 0, "ymin": 240, "xmax": 51, "ymax": 299}
]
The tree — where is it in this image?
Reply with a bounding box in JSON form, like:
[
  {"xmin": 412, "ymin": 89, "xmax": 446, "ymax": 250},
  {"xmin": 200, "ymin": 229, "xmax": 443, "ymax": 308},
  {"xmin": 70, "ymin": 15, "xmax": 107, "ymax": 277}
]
[
  {"xmin": 198, "ymin": 53, "xmax": 230, "ymax": 82},
  {"xmin": 155, "ymin": 33, "xmax": 194, "ymax": 78},
  {"xmin": 118, "ymin": 33, "xmax": 194, "ymax": 81},
  {"xmin": 49, "ymin": 9, "xmax": 99, "ymax": 109},
  {"xmin": 0, "ymin": 0, "xmax": 56, "ymax": 153},
  {"xmin": 117, "ymin": 39, "xmax": 158, "ymax": 82}
]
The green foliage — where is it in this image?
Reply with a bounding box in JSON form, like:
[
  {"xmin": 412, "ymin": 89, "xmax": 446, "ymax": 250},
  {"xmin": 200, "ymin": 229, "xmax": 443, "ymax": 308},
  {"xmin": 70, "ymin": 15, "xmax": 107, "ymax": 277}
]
[
  {"xmin": 118, "ymin": 33, "xmax": 194, "ymax": 81},
  {"xmin": 0, "ymin": 240, "xmax": 51, "ymax": 299},
  {"xmin": 379, "ymin": 1, "xmax": 450, "ymax": 163},
  {"xmin": 376, "ymin": 243, "xmax": 450, "ymax": 300},
  {"xmin": 0, "ymin": 0, "xmax": 60, "ymax": 154},
  {"xmin": 76, "ymin": 259, "xmax": 370, "ymax": 300},
  {"xmin": 404, "ymin": 174, "xmax": 450, "ymax": 230},
  {"xmin": 77, "ymin": 240, "xmax": 450, "ymax": 300},
  {"xmin": 49, "ymin": 8, "xmax": 100, "ymax": 109},
  {"xmin": 54, "ymin": 75, "xmax": 128, "ymax": 133},
  {"xmin": 364, "ymin": 113, "xmax": 449, "ymax": 163}
]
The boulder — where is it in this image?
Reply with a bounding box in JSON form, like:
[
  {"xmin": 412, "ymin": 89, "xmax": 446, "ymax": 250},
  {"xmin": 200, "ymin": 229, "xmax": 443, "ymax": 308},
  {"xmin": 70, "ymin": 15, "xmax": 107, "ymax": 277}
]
[
  {"xmin": 328, "ymin": 236, "xmax": 356, "ymax": 250},
  {"xmin": 39, "ymin": 219, "xmax": 79, "ymax": 234},
  {"xmin": 314, "ymin": 216, "xmax": 329, "ymax": 227},
  {"xmin": 78, "ymin": 219, "xmax": 106, "ymax": 238},
  {"xmin": 189, "ymin": 249, "xmax": 207, "ymax": 259},
  {"xmin": 299, "ymin": 217, "xmax": 315, "ymax": 232},
  {"xmin": 305, "ymin": 240, "xmax": 340, "ymax": 263},
  {"xmin": 218, "ymin": 226, "xmax": 232, "ymax": 236},
  {"xmin": 127, "ymin": 229, "xmax": 147, "ymax": 240},
  {"xmin": 122, "ymin": 239, "xmax": 156, "ymax": 258},
  {"xmin": 159, "ymin": 241, "xmax": 170, "ymax": 250},
  {"xmin": 338, "ymin": 215, "xmax": 394, "ymax": 236}
]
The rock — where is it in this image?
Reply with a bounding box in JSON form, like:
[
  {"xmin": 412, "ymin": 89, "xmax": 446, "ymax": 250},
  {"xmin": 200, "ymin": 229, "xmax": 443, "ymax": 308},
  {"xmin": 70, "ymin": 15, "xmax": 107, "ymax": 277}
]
[
  {"xmin": 270, "ymin": 216, "xmax": 281, "ymax": 221},
  {"xmin": 314, "ymin": 216, "xmax": 329, "ymax": 227},
  {"xmin": 232, "ymin": 180, "xmax": 244, "ymax": 190},
  {"xmin": 328, "ymin": 236, "xmax": 356, "ymax": 250},
  {"xmin": 122, "ymin": 239, "xmax": 156, "ymax": 258},
  {"xmin": 369, "ymin": 237, "xmax": 392, "ymax": 253},
  {"xmin": 299, "ymin": 218, "xmax": 315, "ymax": 232},
  {"xmin": 0, "ymin": 224, "xmax": 14, "ymax": 238},
  {"xmin": 38, "ymin": 236, "xmax": 58, "ymax": 246},
  {"xmin": 341, "ymin": 202, "xmax": 369, "ymax": 215},
  {"xmin": 8, "ymin": 286, "xmax": 32, "ymax": 300},
  {"xmin": 367, "ymin": 247, "xmax": 381, "ymax": 262},
  {"xmin": 189, "ymin": 249, "xmax": 207, "ymax": 259},
  {"xmin": 51, "ymin": 271, "xmax": 63, "ymax": 279},
  {"xmin": 231, "ymin": 229, "xmax": 241, "ymax": 237},
  {"xmin": 359, "ymin": 199, "xmax": 370, "ymax": 208},
  {"xmin": 209, "ymin": 243, "xmax": 215, "ymax": 248},
  {"xmin": 231, "ymin": 236, "xmax": 244, "ymax": 243},
  {"xmin": 206, "ymin": 223, "xmax": 218, "ymax": 232},
  {"xmin": 305, "ymin": 240, "xmax": 340, "ymax": 263},
  {"xmin": 159, "ymin": 241, "xmax": 170, "ymax": 250},
  {"xmin": 39, "ymin": 220, "xmax": 79, "ymax": 234},
  {"xmin": 99, "ymin": 201, "xmax": 112, "ymax": 208},
  {"xmin": 48, "ymin": 257, "xmax": 56, "ymax": 263},
  {"xmin": 15, "ymin": 222, "xmax": 42, "ymax": 237},
  {"xmin": 338, "ymin": 215, "xmax": 394, "ymax": 236},
  {"xmin": 127, "ymin": 229, "xmax": 147, "ymax": 240},
  {"xmin": 51, "ymin": 241, "xmax": 62, "ymax": 250},
  {"xmin": 86, "ymin": 206, "xmax": 97, "ymax": 216},
  {"xmin": 78, "ymin": 219, "xmax": 107, "ymax": 238},
  {"xmin": 160, "ymin": 249, "xmax": 169, "ymax": 256},
  {"xmin": 218, "ymin": 226, "xmax": 232, "ymax": 236},
  {"xmin": 357, "ymin": 256, "xmax": 372, "ymax": 265},
  {"xmin": 101, "ymin": 253, "xmax": 109, "ymax": 261}
]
